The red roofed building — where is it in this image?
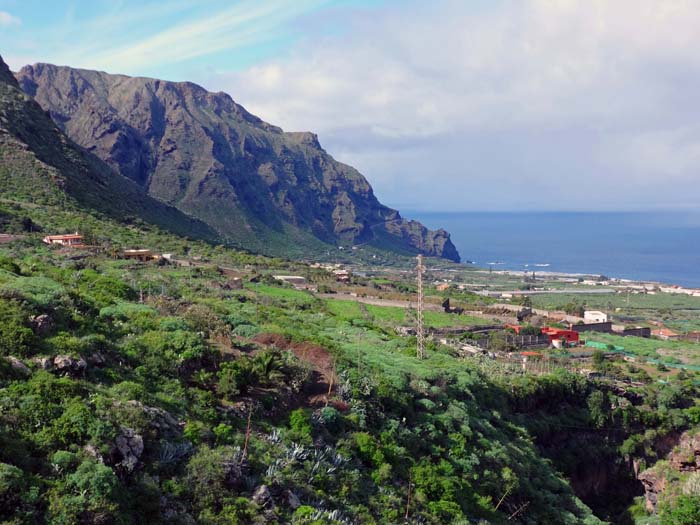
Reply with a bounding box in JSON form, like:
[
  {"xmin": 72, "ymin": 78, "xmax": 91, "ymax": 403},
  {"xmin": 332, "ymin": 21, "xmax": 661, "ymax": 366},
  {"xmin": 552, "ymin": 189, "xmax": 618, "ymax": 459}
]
[
  {"xmin": 42, "ymin": 232, "xmax": 84, "ymax": 247},
  {"xmin": 651, "ymin": 328, "xmax": 680, "ymax": 341},
  {"xmin": 541, "ymin": 327, "xmax": 580, "ymax": 344}
]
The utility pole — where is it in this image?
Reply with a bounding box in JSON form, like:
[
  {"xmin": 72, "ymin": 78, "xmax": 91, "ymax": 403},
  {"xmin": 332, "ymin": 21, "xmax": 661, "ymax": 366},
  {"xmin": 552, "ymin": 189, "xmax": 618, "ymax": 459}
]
[{"xmin": 416, "ymin": 255, "xmax": 425, "ymax": 360}]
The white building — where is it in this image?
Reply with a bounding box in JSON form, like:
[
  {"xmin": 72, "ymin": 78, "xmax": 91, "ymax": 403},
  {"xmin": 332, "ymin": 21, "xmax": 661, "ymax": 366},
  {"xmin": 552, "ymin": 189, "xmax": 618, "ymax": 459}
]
[{"xmin": 584, "ymin": 310, "xmax": 608, "ymax": 323}]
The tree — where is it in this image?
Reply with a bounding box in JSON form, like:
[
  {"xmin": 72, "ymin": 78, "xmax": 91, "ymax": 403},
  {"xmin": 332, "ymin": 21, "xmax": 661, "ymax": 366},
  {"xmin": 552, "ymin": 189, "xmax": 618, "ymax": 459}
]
[
  {"xmin": 661, "ymin": 495, "xmax": 700, "ymax": 525},
  {"xmin": 587, "ymin": 390, "xmax": 609, "ymax": 428},
  {"xmin": 592, "ymin": 349, "xmax": 606, "ymax": 372},
  {"xmin": 0, "ymin": 299, "xmax": 34, "ymax": 357}
]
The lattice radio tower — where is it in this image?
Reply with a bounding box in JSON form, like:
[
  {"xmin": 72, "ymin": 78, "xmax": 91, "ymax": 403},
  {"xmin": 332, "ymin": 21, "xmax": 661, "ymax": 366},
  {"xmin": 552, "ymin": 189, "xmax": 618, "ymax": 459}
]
[{"xmin": 416, "ymin": 254, "xmax": 425, "ymax": 359}]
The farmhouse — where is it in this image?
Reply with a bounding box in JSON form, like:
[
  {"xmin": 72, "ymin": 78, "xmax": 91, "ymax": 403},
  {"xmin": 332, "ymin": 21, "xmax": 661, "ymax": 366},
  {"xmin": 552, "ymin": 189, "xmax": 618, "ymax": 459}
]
[
  {"xmin": 541, "ymin": 327, "xmax": 580, "ymax": 344},
  {"xmin": 42, "ymin": 232, "xmax": 84, "ymax": 247},
  {"xmin": 584, "ymin": 310, "xmax": 609, "ymax": 323},
  {"xmin": 651, "ymin": 328, "xmax": 680, "ymax": 341},
  {"xmin": 333, "ymin": 269, "xmax": 351, "ymax": 282},
  {"xmin": 273, "ymin": 275, "xmax": 307, "ymax": 286},
  {"xmin": 123, "ymin": 249, "xmax": 156, "ymax": 262}
]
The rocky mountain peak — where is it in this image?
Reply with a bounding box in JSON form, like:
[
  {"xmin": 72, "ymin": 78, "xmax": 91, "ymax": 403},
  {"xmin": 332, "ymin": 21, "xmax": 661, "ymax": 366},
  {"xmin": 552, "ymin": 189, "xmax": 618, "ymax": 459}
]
[{"xmin": 15, "ymin": 62, "xmax": 460, "ymax": 261}]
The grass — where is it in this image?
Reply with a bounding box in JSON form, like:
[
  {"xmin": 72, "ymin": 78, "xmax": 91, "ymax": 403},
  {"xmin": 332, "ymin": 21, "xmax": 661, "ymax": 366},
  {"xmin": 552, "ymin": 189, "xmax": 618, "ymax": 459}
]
[
  {"xmin": 324, "ymin": 298, "xmax": 491, "ymax": 328},
  {"xmin": 583, "ymin": 332, "xmax": 700, "ymax": 366},
  {"xmin": 530, "ymin": 291, "xmax": 700, "ymax": 311}
]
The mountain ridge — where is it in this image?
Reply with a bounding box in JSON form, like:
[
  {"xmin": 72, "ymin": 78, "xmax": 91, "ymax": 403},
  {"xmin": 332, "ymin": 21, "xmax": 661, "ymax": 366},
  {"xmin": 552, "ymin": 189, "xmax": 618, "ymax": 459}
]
[
  {"xmin": 15, "ymin": 62, "xmax": 460, "ymax": 261},
  {"xmin": 0, "ymin": 54, "xmax": 219, "ymax": 242}
]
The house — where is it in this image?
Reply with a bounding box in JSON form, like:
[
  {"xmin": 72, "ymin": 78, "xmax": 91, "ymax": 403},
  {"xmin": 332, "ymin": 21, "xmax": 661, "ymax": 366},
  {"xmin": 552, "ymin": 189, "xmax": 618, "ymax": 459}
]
[
  {"xmin": 123, "ymin": 249, "xmax": 155, "ymax": 261},
  {"xmin": 42, "ymin": 232, "xmax": 84, "ymax": 247},
  {"xmin": 435, "ymin": 283, "xmax": 450, "ymax": 292},
  {"xmin": 584, "ymin": 310, "xmax": 608, "ymax": 323},
  {"xmin": 541, "ymin": 327, "xmax": 580, "ymax": 344},
  {"xmin": 273, "ymin": 275, "xmax": 307, "ymax": 286},
  {"xmin": 333, "ymin": 269, "xmax": 351, "ymax": 283},
  {"xmin": 621, "ymin": 326, "xmax": 651, "ymax": 338},
  {"xmin": 651, "ymin": 328, "xmax": 680, "ymax": 341}
]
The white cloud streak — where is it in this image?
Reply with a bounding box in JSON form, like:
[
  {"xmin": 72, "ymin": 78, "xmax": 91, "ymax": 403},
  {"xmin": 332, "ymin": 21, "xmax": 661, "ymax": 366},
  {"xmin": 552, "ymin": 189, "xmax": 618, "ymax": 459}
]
[
  {"xmin": 59, "ymin": 0, "xmax": 327, "ymax": 74},
  {"xmin": 209, "ymin": 0, "xmax": 700, "ymax": 211},
  {"xmin": 0, "ymin": 11, "xmax": 20, "ymax": 26}
]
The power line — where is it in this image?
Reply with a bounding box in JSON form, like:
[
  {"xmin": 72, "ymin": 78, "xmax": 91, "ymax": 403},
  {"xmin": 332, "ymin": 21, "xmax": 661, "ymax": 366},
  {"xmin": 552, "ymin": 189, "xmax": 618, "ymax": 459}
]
[{"xmin": 416, "ymin": 255, "xmax": 425, "ymax": 360}]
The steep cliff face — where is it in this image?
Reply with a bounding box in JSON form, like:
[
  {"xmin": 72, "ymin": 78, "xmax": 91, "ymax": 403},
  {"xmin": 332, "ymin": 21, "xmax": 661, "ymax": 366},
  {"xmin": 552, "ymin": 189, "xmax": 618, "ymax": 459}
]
[
  {"xmin": 638, "ymin": 431, "xmax": 700, "ymax": 513},
  {"xmin": 0, "ymin": 55, "xmax": 216, "ymax": 241},
  {"xmin": 15, "ymin": 63, "xmax": 459, "ymax": 261}
]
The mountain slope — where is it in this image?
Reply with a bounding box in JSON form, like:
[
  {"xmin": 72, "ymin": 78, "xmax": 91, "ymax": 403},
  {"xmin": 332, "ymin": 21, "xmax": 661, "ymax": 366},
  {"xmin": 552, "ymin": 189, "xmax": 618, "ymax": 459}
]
[
  {"xmin": 0, "ymin": 55, "xmax": 217, "ymax": 241},
  {"xmin": 15, "ymin": 63, "xmax": 460, "ymax": 261}
]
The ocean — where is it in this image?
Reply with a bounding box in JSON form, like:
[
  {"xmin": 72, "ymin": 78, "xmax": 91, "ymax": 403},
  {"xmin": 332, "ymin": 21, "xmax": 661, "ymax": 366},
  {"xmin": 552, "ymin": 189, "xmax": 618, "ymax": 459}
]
[{"xmin": 408, "ymin": 211, "xmax": 700, "ymax": 288}]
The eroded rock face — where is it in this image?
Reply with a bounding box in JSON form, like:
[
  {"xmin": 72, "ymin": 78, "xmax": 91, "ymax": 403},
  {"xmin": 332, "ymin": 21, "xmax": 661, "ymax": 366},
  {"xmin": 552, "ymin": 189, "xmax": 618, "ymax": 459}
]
[
  {"xmin": 0, "ymin": 55, "xmax": 216, "ymax": 245},
  {"xmin": 638, "ymin": 430, "xmax": 700, "ymax": 512},
  {"xmin": 638, "ymin": 468, "xmax": 666, "ymax": 513},
  {"xmin": 16, "ymin": 63, "xmax": 460, "ymax": 261}
]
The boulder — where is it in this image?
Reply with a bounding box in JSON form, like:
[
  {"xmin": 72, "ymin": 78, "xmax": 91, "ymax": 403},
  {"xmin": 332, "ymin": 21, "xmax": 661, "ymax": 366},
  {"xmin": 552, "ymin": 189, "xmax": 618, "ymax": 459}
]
[
  {"xmin": 83, "ymin": 444, "xmax": 103, "ymax": 462},
  {"xmin": 252, "ymin": 485, "xmax": 274, "ymax": 509},
  {"xmin": 6, "ymin": 356, "xmax": 30, "ymax": 376},
  {"xmin": 32, "ymin": 356, "xmax": 53, "ymax": 370},
  {"xmin": 53, "ymin": 355, "xmax": 87, "ymax": 376},
  {"xmin": 115, "ymin": 427, "xmax": 144, "ymax": 473},
  {"xmin": 87, "ymin": 352, "xmax": 106, "ymax": 367},
  {"xmin": 30, "ymin": 314, "xmax": 53, "ymax": 335},
  {"xmin": 286, "ymin": 489, "xmax": 301, "ymax": 509}
]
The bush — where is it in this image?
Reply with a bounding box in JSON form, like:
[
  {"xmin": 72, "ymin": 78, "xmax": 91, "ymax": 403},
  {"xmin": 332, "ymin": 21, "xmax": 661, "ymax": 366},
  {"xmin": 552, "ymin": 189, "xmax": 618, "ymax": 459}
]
[
  {"xmin": 289, "ymin": 408, "xmax": 313, "ymax": 441},
  {"xmin": 0, "ymin": 462, "xmax": 25, "ymax": 514},
  {"xmin": 661, "ymin": 494, "xmax": 700, "ymax": 525},
  {"xmin": 48, "ymin": 459, "xmax": 119, "ymax": 524},
  {"xmin": 0, "ymin": 299, "xmax": 34, "ymax": 356}
]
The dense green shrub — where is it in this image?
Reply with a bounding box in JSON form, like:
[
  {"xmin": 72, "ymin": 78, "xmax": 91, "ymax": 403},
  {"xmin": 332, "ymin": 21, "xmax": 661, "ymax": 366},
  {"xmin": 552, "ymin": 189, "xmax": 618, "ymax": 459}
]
[
  {"xmin": 661, "ymin": 495, "xmax": 700, "ymax": 525},
  {"xmin": 0, "ymin": 299, "xmax": 35, "ymax": 356}
]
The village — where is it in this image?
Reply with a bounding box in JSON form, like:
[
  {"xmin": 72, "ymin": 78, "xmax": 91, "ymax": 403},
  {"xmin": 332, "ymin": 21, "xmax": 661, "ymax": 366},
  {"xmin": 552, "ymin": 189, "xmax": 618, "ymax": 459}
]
[{"xmin": 31, "ymin": 230, "xmax": 700, "ymax": 385}]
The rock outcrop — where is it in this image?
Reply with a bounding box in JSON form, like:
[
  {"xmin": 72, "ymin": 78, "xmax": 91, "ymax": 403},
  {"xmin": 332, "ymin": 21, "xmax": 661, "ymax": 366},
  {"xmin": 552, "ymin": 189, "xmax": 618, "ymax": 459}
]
[
  {"xmin": 15, "ymin": 63, "xmax": 459, "ymax": 261},
  {"xmin": 114, "ymin": 427, "xmax": 144, "ymax": 473},
  {"xmin": 0, "ymin": 54, "xmax": 217, "ymax": 245},
  {"xmin": 638, "ymin": 430, "xmax": 700, "ymax": 512},
  {"xmin": 52, "ymin": 355, "xmax": 87, "ymax": 377}
]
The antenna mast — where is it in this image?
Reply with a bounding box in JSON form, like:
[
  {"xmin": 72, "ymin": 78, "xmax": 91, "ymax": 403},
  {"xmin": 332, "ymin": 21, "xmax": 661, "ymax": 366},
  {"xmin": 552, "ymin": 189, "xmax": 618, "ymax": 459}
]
[{"xmin": 416, "ymin": 254, "xmax": 425, "ymax": 359}]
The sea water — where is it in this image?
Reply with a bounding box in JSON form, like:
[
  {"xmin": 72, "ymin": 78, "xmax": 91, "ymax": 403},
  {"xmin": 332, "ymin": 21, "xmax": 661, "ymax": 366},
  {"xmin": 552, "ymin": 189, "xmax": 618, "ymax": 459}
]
[{"xmin": 409, "ymin": 211, "xmax": 700, "ymax": 288}]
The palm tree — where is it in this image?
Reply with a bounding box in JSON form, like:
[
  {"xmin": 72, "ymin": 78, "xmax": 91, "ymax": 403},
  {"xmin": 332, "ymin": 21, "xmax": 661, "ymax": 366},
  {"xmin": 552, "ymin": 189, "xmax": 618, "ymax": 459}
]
[{"xmin": 252, "ymin": 351, "xmax": 285, "ymax": 386}]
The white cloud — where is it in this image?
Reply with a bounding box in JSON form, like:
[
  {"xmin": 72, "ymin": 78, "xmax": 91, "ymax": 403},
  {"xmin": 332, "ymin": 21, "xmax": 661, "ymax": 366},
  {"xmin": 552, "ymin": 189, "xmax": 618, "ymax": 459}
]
[
  {"xmin": 0, "ymin": 11, "xmax": 20, "ymax": 26},
  {"xmin": 208, "ymin": 0, "xmax": 700, "ymax": 211},
  {"xmin": 59, "ymin": 0, "xmax": 327, "ymax": 74}
]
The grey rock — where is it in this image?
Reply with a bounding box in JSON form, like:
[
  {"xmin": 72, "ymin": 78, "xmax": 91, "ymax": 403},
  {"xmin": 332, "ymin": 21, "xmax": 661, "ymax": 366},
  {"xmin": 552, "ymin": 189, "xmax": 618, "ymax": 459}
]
[
  {"xmin": 83, "ymin": 444, "xmax": 103, "ymax": 462},
  {"xmin": 32, "ymin": 356, "xmax": 53, "ymax": 370},
  {"xmin": 252, "ymin": 484, "xmax": 274, "ymax": 508},
  {"xmin": 115, "ymin": 427, "xmax": 144, "ymax": 472},
  {"xmin": 30, "ymin": 314, "xmax": 53, "ymax": 335},
  {"xmin": 53, "ymin": 355, "xmax": 87, "ymax": 376},
  {"xmin": 286, "ymin": 489, "xmax": 301, "ymax": 509},
  {"xmin": 6, "ymin": 356, "xmax": 30, "ymax": 375},
  {"xmin": 15, "ymin": 63, "xmax": 460, "ymax": 261},
  {"xmin": 87, "ymin": 352, "xmax": 106, "ymax": 366}
]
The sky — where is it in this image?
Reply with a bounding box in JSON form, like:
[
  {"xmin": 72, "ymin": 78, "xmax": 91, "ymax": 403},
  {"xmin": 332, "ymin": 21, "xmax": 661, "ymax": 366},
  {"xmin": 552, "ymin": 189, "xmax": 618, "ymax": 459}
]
[{"xmin": 1, "ymin": 0, "xmax": 699, "ymax": 212}]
